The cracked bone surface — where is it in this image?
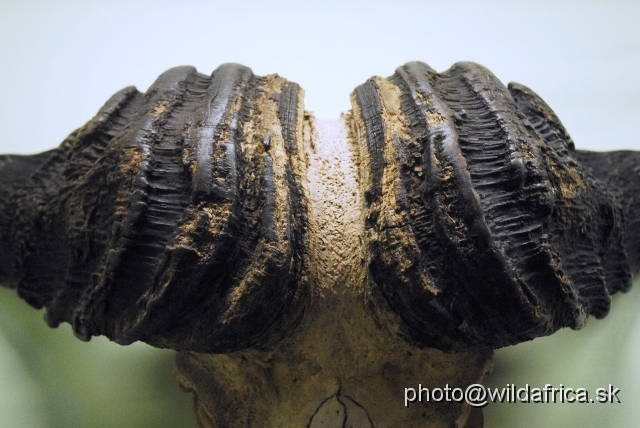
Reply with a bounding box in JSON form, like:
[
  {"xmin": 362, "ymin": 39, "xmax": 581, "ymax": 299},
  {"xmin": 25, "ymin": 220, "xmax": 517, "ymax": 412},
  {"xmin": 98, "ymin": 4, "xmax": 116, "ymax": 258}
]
[{"xmin": 1, "ymin": 62, "xmax": 638, "ymax": 427}]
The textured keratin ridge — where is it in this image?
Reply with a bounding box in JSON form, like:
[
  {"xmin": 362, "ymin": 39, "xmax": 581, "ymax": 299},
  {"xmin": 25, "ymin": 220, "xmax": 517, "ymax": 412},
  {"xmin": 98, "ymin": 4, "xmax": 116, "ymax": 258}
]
[
  {"xmin": 1, "ymin": 64, "xmax": 309, "ymax": 353},
  {"xmin": 352, "ymin": 61, "xmax": 633, "ymax": 351}
]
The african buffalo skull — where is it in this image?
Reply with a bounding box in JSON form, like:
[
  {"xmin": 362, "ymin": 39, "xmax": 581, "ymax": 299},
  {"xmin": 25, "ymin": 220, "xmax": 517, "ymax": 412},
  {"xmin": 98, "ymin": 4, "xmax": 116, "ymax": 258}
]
[{"xmin": 0, "ymin": 61, "xmax": 638, "ymax": 427}]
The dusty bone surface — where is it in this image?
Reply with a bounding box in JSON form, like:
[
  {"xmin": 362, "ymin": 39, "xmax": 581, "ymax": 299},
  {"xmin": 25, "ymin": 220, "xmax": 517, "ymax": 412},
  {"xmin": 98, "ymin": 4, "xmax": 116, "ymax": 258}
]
[
  {"xmin": 0, "ymin": 61, "xmax": 638, "ymax": 427},
  {"xmin": 174, "ymin": 117, "xmax": 492, "ymax": 427}
]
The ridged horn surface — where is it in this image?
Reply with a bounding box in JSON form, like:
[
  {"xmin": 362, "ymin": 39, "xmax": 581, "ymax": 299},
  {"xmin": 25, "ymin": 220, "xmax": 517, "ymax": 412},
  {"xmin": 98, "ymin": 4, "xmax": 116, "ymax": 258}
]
[
  {"xmin": 350, "ymin": 61, "xmax": 633, "ymax": 352},
  {"xmin": 0, "ymin": 63, "xmax": 309, "ymax": 353},
  {"xmin": 574, "ymin": 149, "xmax": 640, "ymax": 274},
  {"xmin": 2, "ymin": 60, "xmax": 639, "ymax": 358}
]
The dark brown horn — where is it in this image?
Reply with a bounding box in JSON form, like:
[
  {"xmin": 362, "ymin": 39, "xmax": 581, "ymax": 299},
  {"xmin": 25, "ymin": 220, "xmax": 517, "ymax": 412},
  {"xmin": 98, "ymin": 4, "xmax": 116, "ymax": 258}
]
[
  {"xmin": 0, "ymin": 63, "xmax": 309, "ymax": 353},
  {"xmin": 350, "ymin": 61, "xmax": 635, "ymax": 352},
  {"xmin": 573, "ymin": 149, "xmax": 640, "ymax": 273}
]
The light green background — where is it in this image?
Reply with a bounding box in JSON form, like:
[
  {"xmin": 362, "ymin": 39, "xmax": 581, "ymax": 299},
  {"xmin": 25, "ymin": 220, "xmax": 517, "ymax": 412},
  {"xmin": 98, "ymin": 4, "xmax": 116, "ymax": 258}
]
[{"xmin": 0, "ymin": 287, "xmax": 196, "ymax": 428}]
